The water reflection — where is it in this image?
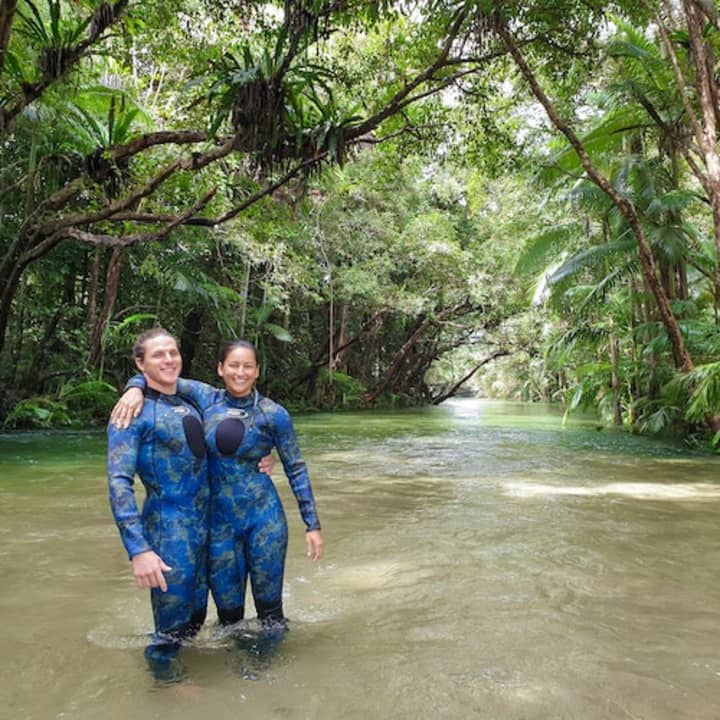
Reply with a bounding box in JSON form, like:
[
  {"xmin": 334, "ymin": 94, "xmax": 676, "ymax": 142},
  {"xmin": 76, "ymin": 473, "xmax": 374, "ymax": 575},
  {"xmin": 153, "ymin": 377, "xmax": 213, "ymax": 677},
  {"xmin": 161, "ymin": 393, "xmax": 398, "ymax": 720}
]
[{"xmin": 503, "ymin": 480, "xmax": 720, "ymax": 500}]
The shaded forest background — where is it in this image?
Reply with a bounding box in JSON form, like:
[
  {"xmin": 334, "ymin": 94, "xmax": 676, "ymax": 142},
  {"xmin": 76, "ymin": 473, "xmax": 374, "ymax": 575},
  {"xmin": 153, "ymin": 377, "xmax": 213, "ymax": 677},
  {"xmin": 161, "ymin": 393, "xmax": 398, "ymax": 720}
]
[{"xmin": 2, "ymin": 0, "xmax": 720, "ymax": 443}]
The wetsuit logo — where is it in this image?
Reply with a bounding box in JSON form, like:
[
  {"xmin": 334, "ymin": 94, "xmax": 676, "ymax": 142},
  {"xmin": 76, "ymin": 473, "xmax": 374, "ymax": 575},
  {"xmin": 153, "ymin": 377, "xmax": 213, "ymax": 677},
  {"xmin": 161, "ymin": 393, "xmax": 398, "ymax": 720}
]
[
  {"xmin": 173, "ymin": 406, "xmax": 190, "ymax": 416},
  {"xmin": 227, "ymin": 408, "xmax": 250, "ymax": 419}
]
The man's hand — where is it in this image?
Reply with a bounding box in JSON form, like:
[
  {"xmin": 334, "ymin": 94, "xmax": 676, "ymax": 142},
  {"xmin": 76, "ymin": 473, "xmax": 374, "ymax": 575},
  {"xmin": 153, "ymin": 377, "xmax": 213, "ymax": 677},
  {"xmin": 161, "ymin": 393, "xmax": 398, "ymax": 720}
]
[
  {"xmin": 132, "ymin": 550, "xmax": 172, "ymax": 591},
  {"xmin": 258, "ymin": 453, "xmax": 275, "ymax": 475},
  {"xmin": 111, "ymin": 387, "xmax": 145, "ymax": 429},
  {"xmin": 305, "ymin": 530, "xmax": 324, "ymax": 562}
]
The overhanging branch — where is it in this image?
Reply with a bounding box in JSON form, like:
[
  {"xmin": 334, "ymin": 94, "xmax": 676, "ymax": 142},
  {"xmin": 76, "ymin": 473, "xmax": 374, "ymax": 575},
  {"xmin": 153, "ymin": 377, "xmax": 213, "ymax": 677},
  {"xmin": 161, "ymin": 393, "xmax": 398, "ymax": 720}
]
[{"xmin": 0, "ymin": 0, "xmax": 129, "ymax": 133}]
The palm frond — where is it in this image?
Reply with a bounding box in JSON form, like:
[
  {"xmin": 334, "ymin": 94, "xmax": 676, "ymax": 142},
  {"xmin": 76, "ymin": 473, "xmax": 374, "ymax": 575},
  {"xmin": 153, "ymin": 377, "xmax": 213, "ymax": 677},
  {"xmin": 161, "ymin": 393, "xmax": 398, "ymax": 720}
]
[
  {"xmin": 676, "ymin": 361, "xmax": 720, "ymax": 421},
  {"xmin": 514, "ymin": 223, "xmax": 577, "ymax": 275},
  {"xmin": 548, "ymin": 237, "xmax": 636, "ymax": 285}
]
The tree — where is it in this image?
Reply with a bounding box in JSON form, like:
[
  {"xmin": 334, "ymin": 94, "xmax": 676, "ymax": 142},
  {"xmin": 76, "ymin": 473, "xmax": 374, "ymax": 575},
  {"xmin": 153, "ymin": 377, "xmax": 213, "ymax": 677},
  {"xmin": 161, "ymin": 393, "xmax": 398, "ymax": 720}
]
[{"xmin": 0, "ymin": 0, "xmax": 484, "ymax": 361}]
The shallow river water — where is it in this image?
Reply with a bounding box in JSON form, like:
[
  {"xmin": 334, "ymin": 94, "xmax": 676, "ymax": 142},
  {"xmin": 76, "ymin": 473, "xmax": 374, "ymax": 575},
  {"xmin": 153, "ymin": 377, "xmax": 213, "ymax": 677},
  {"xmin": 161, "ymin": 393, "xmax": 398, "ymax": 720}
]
[{"xmin": 1, "ymin": 399, "xmax": 719, "ymax": 720}]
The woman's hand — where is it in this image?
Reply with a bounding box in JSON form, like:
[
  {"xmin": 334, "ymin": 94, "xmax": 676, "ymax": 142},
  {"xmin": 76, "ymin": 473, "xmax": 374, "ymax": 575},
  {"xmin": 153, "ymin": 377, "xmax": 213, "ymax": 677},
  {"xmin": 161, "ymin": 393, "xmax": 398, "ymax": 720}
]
[
  {"xmin": 111, "ymin": 387, "xmax": 145, "ymax": 429},
  {"xmin": 305, "ymin": 530, "xmax": 324, "ymax": 561}
]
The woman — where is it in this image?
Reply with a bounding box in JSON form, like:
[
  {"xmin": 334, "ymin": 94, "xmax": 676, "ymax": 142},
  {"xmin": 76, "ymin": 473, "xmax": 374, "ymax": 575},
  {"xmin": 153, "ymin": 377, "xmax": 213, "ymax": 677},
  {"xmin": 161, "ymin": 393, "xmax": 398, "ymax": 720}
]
[{"xmin": 114, "ymin": 339, "xmax": 323, "ymax": 631}]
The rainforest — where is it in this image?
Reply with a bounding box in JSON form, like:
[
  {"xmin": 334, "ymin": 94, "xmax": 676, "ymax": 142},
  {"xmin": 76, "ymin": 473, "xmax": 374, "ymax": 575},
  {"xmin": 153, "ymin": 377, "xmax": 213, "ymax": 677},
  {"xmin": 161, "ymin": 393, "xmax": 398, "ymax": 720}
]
[{"xmin": 2, "ymin": 0, "xmax": 720, "ymax": 444}]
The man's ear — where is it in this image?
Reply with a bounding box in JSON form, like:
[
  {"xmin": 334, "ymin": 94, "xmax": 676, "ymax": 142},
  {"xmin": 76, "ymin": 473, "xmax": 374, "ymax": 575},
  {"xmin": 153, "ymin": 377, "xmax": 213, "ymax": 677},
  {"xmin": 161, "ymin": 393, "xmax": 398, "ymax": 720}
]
[{"xmin": 135, "ymin": 358, "xmax": 144, "ymax": 373}]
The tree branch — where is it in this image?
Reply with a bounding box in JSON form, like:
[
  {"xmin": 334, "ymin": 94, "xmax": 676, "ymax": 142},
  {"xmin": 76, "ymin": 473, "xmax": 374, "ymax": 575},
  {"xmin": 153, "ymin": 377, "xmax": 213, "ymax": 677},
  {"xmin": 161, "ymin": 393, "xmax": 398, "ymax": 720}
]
[
  {"xmin": 27, "ymin": 188, "xmax": 217, "ymax": 259},
  {"xmin": 349, "ymin": 7, "xmax": 470, "ymax": 139},
  {"xmin": 108, "ymin": 130, "xmax": 211, "ymax": 164},
  {"xmin": 0, "ymin": 0, "xmax": 129, "ymax": 132},
  {"xmin": 0, "ymin": 0, "xmax": 18, "ymax": 78},
  {"xmin": 431, "ymin": 349, "xmax": 509, "ymax": 404},
  {"xmin": 36, "ymin": 159, "xmax": 182, "ymax": 235}
]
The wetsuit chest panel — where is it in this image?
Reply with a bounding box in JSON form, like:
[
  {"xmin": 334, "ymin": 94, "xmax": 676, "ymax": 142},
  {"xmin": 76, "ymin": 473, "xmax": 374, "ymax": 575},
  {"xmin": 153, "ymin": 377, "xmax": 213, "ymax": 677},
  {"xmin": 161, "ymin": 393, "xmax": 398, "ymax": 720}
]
[
  {"xmin": 215, "ymin": 417, "xmax": 246, "ymax": 455},
  {"xmin": 182, "ymin": 415, "xmax": 206, "ymax": 458},
  {"xmin": 205, "ymin": 405, "xmax": 272, "ymax": 460},
  {"xmin": 136, "ymin": 398, "xmax": 208, "ymax": 504},
  {"xmin": 152, "ymin": 403, "xmax": 196, "ymax": 455}
]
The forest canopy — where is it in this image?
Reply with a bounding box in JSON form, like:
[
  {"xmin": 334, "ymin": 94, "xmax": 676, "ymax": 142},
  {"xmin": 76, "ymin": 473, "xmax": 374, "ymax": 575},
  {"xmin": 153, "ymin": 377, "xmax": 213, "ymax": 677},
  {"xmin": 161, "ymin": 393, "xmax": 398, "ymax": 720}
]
[{"xmin": 2, "ymin": 0, "xmax": 720, "ymax": 443}]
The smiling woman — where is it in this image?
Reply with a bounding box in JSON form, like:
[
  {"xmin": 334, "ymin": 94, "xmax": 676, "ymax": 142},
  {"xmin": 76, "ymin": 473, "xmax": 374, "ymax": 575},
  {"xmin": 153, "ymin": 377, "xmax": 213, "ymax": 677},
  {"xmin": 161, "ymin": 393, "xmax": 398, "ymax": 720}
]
[{"xmin": 216, "ymin": 340, "xmax": 260, "ymax": 398}]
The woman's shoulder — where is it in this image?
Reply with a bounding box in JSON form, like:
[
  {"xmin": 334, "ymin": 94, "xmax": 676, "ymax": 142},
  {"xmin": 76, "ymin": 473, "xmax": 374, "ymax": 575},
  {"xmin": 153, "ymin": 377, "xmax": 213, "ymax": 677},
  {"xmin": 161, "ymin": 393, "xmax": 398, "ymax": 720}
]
[
  {"xmin": 257, "ymin": 395, "xmax": 291, "ymax": 421},
  {"xmin": 258, "ymin": 394, "xmax": 282, "ymax": 412}
]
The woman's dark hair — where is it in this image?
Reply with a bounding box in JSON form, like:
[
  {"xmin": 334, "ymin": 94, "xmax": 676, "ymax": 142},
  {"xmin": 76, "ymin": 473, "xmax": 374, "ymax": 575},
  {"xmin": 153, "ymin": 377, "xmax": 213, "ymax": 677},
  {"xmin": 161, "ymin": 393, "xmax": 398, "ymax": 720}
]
[
  {"xmin": 218, "ymin": 339, "xmax": 259, "ymax": 364},
  {"xmin": 133, "ymin": 327, "xmax": 178, "ymax": 360}
]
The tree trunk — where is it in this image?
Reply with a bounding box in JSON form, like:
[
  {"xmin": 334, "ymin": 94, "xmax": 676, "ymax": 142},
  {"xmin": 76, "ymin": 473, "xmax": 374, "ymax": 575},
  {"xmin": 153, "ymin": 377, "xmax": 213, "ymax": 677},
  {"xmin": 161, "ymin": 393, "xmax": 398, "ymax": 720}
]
[
  {"xmin": 656, "ymin": 2, "xmax": 720, "ymax": 320},
  {"xmin": 289, "ymin": 309, "xmax": 387, "ymax": 392},
  {"xmin": 608, "ymin": 327, "xmax": 623, "ymax": 426},
  {"xmin": 25, "ymin": 306, "xmax": 65, "ymax": 392},
  {"xmin": 493, "ymin": 14, "xmax": 693, "ymax": 373},
  {"xmin": 239, "ymin": 262, "xmax": 251, "ymax": 338},
  {"xmin": 364, "ymin": 301, "xmax": 470, "ymax": 404},
  {"xmin": 364, "ymin": 316, "xmax": 429, "ymax": 403},
  {"xmin": 180, "ymin": 307, "xmax": 204, "ymax": 376},
  {"xmin": 0, "ymin": 252, "xmax": 31, "ymax": 357},
  {"xmin": 0, "ymin": 0, "xmax": 18, "ymax": 79},
  {"xmin": 331, "ymin": 301, "xmax": 349, "ymax": 372},
  {"xmin": 7, "ymin": 277, "xmax": 26, "ymax": 389},
  {"xmin": 86, "ymin": 248, "xmax": 102, "ymax": 335},
  {"xmin": 681, "ymin": 0, "xmax": 720, "ymax": 315},
  {"xmin": 0, "ymin": 226, "xmax": 67, "ymax": 356},
  {"xmin": 87, "ymin": 247, "xmax": 123, "ymax": 369}
]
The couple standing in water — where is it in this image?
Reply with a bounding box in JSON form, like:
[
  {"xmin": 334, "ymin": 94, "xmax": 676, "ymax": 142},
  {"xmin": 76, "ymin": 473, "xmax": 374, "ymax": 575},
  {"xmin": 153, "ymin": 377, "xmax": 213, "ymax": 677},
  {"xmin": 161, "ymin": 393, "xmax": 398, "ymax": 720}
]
[{"xmin": 107, "ymin": 327, "xmax": 323, "ymax": 679}]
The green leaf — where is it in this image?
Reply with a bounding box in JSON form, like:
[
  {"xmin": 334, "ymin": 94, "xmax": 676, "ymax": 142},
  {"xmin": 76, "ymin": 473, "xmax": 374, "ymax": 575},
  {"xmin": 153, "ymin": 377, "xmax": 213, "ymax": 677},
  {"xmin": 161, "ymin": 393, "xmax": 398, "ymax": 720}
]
[
  {"xmin": 264, "ymin": 323, "xmax": 293, "ymax": 342},
  {"xmin": 514, "ymin": 224, "xmax": 575, "ymax": 275}
]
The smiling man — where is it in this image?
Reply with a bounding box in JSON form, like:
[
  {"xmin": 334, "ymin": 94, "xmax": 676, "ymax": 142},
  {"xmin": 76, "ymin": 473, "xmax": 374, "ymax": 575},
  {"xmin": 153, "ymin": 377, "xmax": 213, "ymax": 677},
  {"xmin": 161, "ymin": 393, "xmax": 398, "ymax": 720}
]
[{"xmin": 107, "ymin": 327, "xmax": 210, "ymax": 681}]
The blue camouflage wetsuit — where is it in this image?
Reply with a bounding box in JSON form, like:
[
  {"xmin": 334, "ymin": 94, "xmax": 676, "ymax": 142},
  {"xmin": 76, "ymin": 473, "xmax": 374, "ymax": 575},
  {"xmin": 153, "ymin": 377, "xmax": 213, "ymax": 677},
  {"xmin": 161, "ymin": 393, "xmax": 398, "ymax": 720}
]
[
  {"xmin": 107, "ymin": 387, "xmax": 209, "ymax": 668},
  {"xmin": 125, "ymin": 375, "xmax": 321, "ymax": 627}
]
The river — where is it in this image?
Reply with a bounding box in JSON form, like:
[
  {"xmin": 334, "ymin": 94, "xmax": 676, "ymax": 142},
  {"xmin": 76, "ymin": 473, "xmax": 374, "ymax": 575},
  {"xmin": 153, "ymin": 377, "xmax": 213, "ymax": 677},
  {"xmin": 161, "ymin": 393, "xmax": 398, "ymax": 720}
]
[{"xmin": 1, "ymin": 399, "xmax": 719, "ymax": 719}]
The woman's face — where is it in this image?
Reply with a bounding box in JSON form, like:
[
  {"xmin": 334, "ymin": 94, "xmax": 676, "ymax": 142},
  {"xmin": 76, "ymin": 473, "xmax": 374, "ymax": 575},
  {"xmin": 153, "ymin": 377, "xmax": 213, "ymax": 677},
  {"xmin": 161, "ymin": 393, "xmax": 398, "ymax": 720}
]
[{"xmin": 217, "ymin": 346, "xmax": 260, "ymax": 397}]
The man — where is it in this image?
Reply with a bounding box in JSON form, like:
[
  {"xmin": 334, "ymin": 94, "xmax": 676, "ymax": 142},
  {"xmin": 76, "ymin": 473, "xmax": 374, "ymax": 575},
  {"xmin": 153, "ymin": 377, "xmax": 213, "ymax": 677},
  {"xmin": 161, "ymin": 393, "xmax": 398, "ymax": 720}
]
[{"xmin": 107, "ymin": 327, "xmax": 209, "ymax": 680}]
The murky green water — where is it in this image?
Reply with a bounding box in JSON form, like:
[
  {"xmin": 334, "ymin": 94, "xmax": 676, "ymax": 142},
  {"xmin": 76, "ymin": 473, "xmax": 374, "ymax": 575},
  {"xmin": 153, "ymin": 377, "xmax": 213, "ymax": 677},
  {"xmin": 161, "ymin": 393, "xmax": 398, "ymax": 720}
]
[{"xmin": 1, "ymin": 399, "xmax": 719, "ymax": 719}]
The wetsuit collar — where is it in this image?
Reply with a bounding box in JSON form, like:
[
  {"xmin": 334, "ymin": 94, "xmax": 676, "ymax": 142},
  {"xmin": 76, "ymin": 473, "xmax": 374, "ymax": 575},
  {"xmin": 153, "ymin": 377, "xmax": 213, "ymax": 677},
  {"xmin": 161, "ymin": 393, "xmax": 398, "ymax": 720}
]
[
  {"xmin": 223, "ymin": 387, "xmax": 260, "ymax": 409},
  {"xmin": 144, "ymin": 386, "xmax": 178, "ymax": 400}
]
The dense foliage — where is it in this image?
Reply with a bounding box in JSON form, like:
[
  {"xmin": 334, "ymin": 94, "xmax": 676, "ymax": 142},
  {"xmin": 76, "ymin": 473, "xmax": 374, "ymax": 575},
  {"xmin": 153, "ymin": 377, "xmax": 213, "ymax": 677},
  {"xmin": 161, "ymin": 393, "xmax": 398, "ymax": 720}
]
[{"xmin": 2, "ymin": 0, "xmax": 720, "ymax": 444}]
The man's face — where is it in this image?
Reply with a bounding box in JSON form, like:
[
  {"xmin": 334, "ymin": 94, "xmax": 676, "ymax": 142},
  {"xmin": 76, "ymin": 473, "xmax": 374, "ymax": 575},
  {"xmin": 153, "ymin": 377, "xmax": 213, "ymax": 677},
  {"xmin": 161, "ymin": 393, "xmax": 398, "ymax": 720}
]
[{"xmin": 135, "ymin": 335, "xmax": 181, "ymax": 393}]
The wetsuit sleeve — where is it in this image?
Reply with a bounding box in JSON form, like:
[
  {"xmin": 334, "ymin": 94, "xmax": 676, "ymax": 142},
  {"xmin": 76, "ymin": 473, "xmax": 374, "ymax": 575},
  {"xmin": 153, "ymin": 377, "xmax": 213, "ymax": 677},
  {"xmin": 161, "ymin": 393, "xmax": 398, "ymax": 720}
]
[
  {"xmin": 123, "ymin": 373, "xmax": 145, "ymax": 392},
  {"xmin": 175, "ymin": 377, "xmax": 220, "ymax": 411},
  {"xmin": 123, "ymin": 374, "xmax": 219, "ymax": 411},
  {"xmin": 271, "ymin": 406, "xmax": 321, "ymax": 531},
  {"xmin": 107, "ymin": 420, "xmax": 151, "ymax": 559}
]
